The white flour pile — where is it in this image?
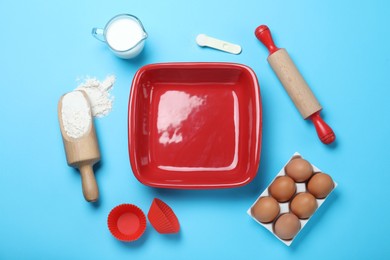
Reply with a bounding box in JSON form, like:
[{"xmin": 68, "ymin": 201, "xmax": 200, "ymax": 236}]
[
  {"xmin": 61, "ymin": 91, "xmax": 91, "ymax": 138},
  {"xmin": 76, "ymin": 75, "xmax": 116, "ymax": 118},
  {"xmin": 61, "ymin": 75, "xmax": 116, "ymax": 138}
]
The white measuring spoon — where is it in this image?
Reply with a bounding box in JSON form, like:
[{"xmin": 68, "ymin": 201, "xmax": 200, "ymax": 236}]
[{"xmin": 196, "ymin": 34, "xmax": 242, "ymax": 55}]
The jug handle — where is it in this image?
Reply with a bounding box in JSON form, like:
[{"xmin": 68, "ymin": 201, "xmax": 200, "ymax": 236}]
[{"xmin": 91, "ymin": 28, "xmax": 105, "ymax": 42}]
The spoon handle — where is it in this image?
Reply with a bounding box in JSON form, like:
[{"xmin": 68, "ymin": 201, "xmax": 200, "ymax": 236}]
[{"xmin": 79, "ymin": 164, "xmax": 99, "ymax": 202}]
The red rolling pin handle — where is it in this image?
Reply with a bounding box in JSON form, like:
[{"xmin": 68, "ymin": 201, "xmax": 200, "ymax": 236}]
[
  {"xmin": 255, "ymin": 25, "xmax": 336, "ymax": 145},
  {"xmin": 255, "ymin": 25, "xmax": 280, "ymax": 55},
  {"xmin": 309, "ymin": 111, "xmax": 336, "ymax": 144}
]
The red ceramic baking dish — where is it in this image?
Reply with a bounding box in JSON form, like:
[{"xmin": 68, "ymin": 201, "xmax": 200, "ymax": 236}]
[{"xmin": 128, "ymin": 62, "xmax": 262, "ymax": 189}]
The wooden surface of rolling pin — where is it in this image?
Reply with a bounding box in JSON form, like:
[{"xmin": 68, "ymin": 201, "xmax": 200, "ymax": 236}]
[
  {"xmin": 58, "ymin": 90, "xmax": 100, "ymax": 202},
  {"xmin": 267, "ymin": 48, "xmax": 321, "ymax": 119}
]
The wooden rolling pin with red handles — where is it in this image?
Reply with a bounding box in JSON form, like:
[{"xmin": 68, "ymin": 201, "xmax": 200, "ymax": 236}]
[{"xmin": 255, "ymin": 25, "xmax": 335, "ymax": 144}]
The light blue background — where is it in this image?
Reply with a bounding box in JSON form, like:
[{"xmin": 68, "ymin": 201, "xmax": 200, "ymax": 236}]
[{"xmin": 0, "ymin": 0, "xmax": 389, "ymax": 259}]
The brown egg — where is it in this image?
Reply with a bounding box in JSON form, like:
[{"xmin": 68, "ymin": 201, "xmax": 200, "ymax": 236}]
[
  {"xmin": 273, "ymin": 213, "xmax": 301, "ymax": 240},
  {"xmin": 269, "ymin": 176, "xmax": 296, "ymax": 202},
  {"xmin": 307, "ymin": 173, "xmax": 334, "ymax": 199},
  {"xmin": 251, "ymin": 196, "xmax": 280, "ymax": 223},
  {"xmin": 290, "ymin": 192, "xmax": 318, "ymax": 219},
  {"xmin": 285, "ymin": 158, "xmax": 313, "ymax": 182}
]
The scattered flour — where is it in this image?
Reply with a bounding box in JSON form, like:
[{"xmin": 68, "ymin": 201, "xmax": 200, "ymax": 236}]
[
  {"xmin": 61, "ymin": 91, "xmax": 91, "ymax": 138},
  {"xmin": 76, "ymin": 75, "xmax": 116, "ymax": 118},
  {"xmin": 60, "ymin": 75, "xmax": 116, "ymax": 138}
]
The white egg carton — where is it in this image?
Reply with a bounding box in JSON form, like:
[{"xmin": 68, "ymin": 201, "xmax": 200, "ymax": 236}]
[{"xmin": 247, "ymin": 152, "xmax": 337, "ymax": 246}]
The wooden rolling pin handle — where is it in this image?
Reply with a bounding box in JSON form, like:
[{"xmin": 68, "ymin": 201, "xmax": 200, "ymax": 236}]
[
  {"xmin": 79, "ymin": 164, "xmax": 99, "ymax": 202},
  {"xmin": 309, "ymin": 111, "xmax": 336, "ymax": 144},
  {"xmin": 255, "ymin": 25, "xmax": 280, "ymax": 55}
]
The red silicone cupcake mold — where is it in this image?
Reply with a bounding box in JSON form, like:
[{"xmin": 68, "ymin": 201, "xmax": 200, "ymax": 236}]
[
  {"xmin": 107, "ymin": 204, "xmax": 147, "ymax": 241},
  {"xmin": 148, "ymin": 198, "xmax": 180, "ymax": 234}
]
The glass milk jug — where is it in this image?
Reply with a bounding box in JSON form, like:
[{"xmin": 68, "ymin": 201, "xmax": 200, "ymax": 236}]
[{"xmin": 92, "ymin": 14, "xmax": 148, "ymax": 59}]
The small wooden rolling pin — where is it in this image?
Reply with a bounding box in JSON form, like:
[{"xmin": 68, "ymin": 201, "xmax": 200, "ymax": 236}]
[
  {"xmin": 58, "ymin": 90, "xmax": 100, "ymax": 202},
  {"xmin": 255, "ymin": 25, "xmax": 335, "ymax": 144}
]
